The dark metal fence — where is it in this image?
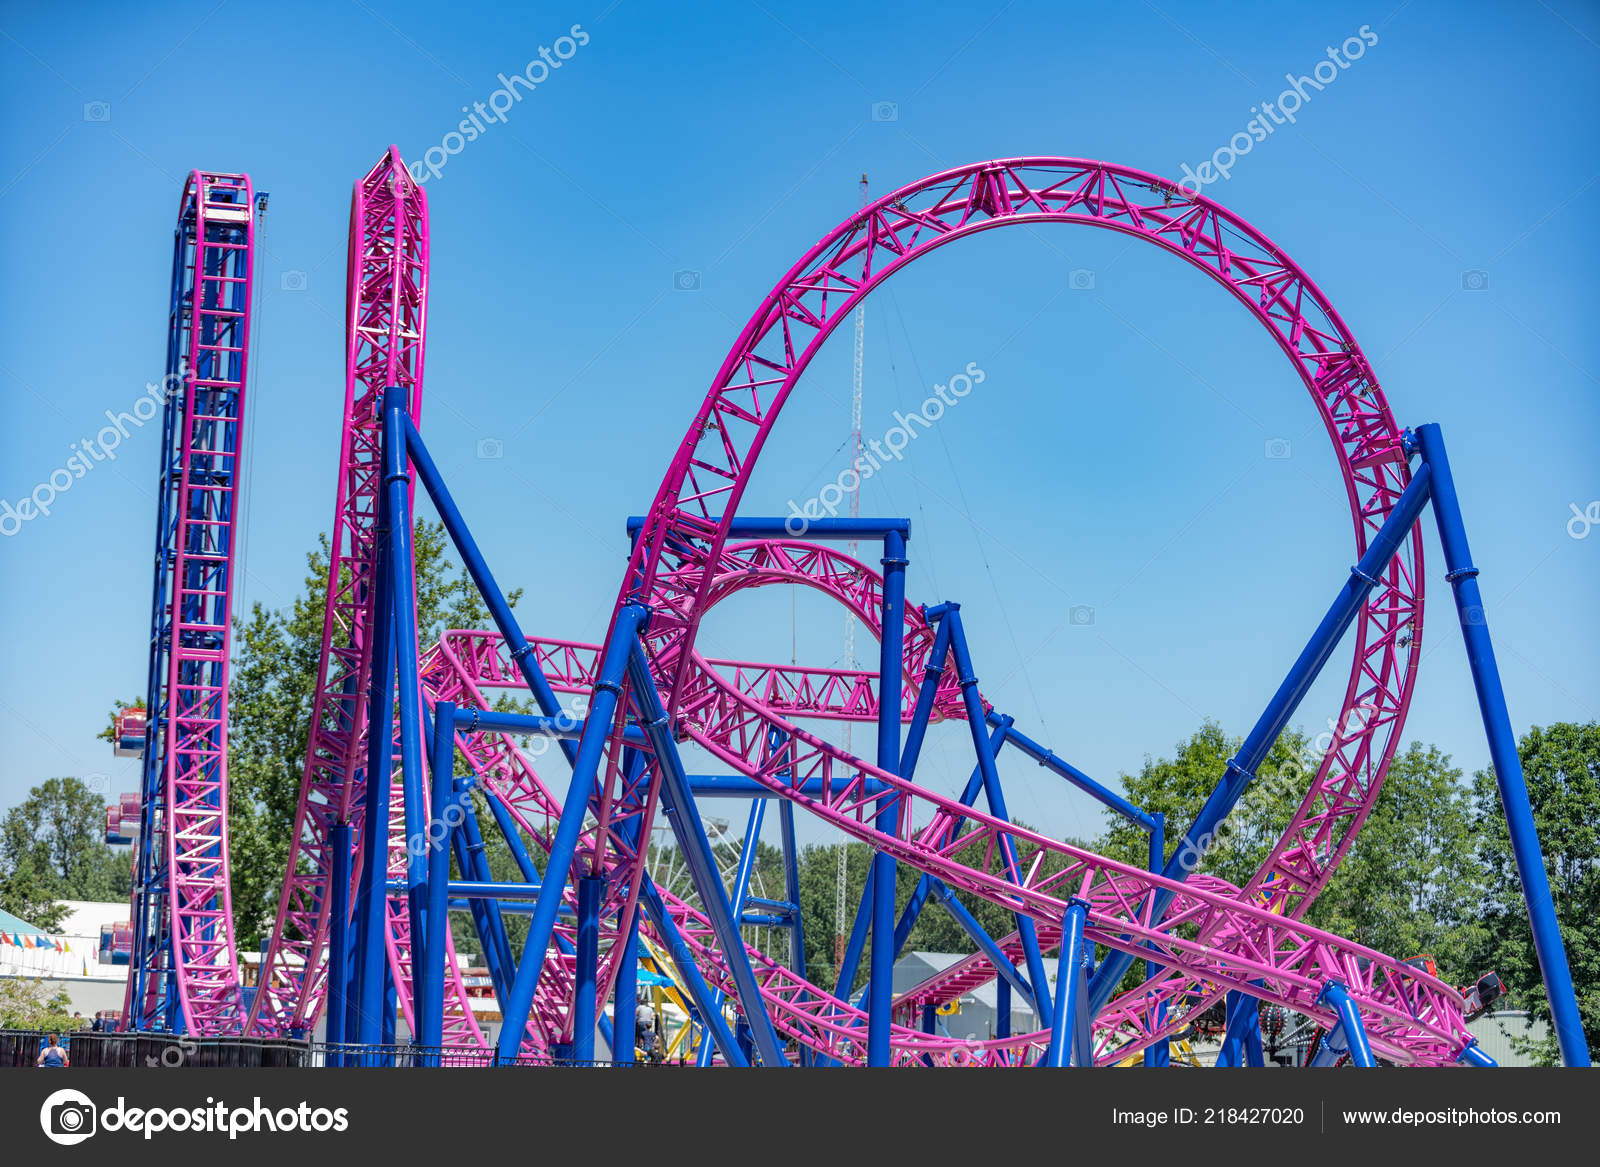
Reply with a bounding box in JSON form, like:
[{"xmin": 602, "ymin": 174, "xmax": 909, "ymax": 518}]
[
  {"xmin": 1, "ymin": 1029, "xmax": 309, "ymax": 1068},
  {"xmin": 1, "ymin": 1030, "xmax": 673, "ymax": 1069}
]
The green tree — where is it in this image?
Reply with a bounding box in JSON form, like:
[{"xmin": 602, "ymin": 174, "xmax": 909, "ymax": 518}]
[
  {"xmin": 0, "ymin": 777, "xmax": 132, "ymax": 907},
  {"xmin": 1099, "ymin": 721, "xmax": 1310, "ymax": 889},
  {"xmin": 1470, "ymin": 721, "xmax": 1600, "ymax": 1065},
  {"xmin": 1305, "ymin": 742, "xmax": 1486, "ymax": 976},
  {"xmin": 0, "ymin": 979, "xmax": 76, "ymax": 1030},
  {"xmin": 0, "ymin": 857, "xmax": 72, "ymax": 932}
]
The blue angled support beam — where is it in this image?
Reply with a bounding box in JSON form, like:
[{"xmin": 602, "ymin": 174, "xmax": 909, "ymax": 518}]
[{"xmin": 1089, "ymin": 464, "xmax": 1438, "ymax": 1013}]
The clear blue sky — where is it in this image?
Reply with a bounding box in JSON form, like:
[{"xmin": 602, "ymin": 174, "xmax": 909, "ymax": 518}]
[{"xmin": 1, "ymin": 0, "xmax": 1595, "ymax": 845}]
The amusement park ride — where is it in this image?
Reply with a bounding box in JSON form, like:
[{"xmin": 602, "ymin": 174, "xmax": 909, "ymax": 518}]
[{"xmin": 102, "ymin": 150, "xmax": 1589, "ymax": 1069}]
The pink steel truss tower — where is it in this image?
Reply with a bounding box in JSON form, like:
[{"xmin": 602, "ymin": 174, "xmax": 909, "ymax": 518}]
[{"xmin": 124, "ymin": 171, "xmax": 263, "ymax": 1033}]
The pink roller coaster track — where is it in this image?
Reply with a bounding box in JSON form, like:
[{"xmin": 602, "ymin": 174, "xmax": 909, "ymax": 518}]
[
  {"xmin": 249, "ymin": 149, "xmax": 486, "ymax": 1040},
  {"xmin": 123, "ymin": 172, "xmax": 259, "ymax": 1033},
  {"xmin": 242, "ymin": 153, "xmax": 1459, "ymax": 1062},
  {"xmin": 437, "ymin": 157, "xmax": 1425, "ymax": 1061}
]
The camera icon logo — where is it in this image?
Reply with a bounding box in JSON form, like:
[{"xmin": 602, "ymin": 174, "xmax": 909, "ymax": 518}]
[
  {"xmin": 281, "ymin": 270, "xmax": 307, "ymax": 292},
  {"xmin": 871, "ymin": 100, "xmax": 899, "ymax": 122},
  {"xmin": 673, "ymin": 269, "xmax": 701, "ymax": 291},
  {"xmin": 1264, "ymin": 437, "xmax": 1292, "ymax": 459},
  {"xmin": 1068, "ymin": 604, "xmax": 1095, "ymax": 627},
  {"xmin": 40, "ymin": 1089, "xmax": 97, "ymax": 1146},
  {"xmin": 1068, "ymin": 268, "xmax": 1096, "ymax": 291},
  {"xmin": 476, "ymin": 437, "xmax": 505, "ymax": 460},
  {"xmin": 1461, "ymin": 269, "xmax": 1489, "ymax": 291},
  {"xmin": 83, "ymin": 101, "xmax": 111, "ymax": 123}
]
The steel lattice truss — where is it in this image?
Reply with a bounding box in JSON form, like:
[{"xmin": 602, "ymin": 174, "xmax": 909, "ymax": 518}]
[
  {"xmin": 125, "ymin": 152, "xmax": 1563, "ymax": 1066},
  {"xmin": 125, "ymin": 172, "xmax": 259, "ymax": 1032},
  {"xmin": 416, "ymin": 538, "xmax": 1471, "ymax": 1065},
  {"xmin": 249, "ymin": 148, "xmax": 438, "ymax": 1036},
  {"xmin": 520, "ymin": 157, "xmax": 1429, "ymax": 1049}
]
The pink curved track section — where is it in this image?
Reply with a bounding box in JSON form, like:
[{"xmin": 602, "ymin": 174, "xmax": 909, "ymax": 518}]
[
  {"xmin": 250, "ymin": 148, "xmax": 478, "ymax": 1043},
  {"xmin": 568, "ymin": 157, "xmax": 1442, "ymax": 1061}
]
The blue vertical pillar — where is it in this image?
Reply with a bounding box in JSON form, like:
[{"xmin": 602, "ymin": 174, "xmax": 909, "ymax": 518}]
[
  {"xmin": 1415, "ymin": 423, "xmax": 1589, "ymax": 1069},
  {"xmin": 1143, "ymin": 812, "xmax": 1169, "ymax": 1068},
  {"xmin": 383, "ymin": 386, "xmax": 430, "ymax": 1045},
  {"xmin": 325, "ymin": 822, "xmax": 351, "ymax": 1065},
  {"xmin": 1215, "ymin": 989, "xmax": 1263, "ymax": 1068},
  {"xmin": 573, "ymin": 875, "xmax": 604, "ymax": 1063},
  {"xmin": 996, "ymin": 974, "xmax": 1011, "ymax": 1039},
  {"xmin": 869, "ymin": 528, "xmax": 908, "ymax": 1067},
  {"xmin": 777, "ymin": 799, "xmax": 810, "ymax": 1067},
  {"xmin": 418, "ymin": 700, "xmax": 455, "ymax": 1056},
  {"xmin": 1044, "ymin": 899, "xmax": 1090, "ymax": 1067},
  {"xmin": 352, "ymin": 393, "xmax": 400, "ymax": 1047},
  {"xmin": 613, "ymin": 902, "xmax": 638, "ymax": 1067}
]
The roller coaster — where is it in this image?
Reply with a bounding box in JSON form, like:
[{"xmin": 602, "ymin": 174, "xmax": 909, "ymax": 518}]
[{"xmin": 104, "ymin": 149, "xmax": 1590, "ymax": 1069}]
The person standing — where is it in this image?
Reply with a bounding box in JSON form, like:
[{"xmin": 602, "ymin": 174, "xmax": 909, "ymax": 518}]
[
  {"xmin": 634, "ymin": 991, "xmax": 656, "ymax": 1059},
  {"xmin": 36, "ymin": 1034, "xmax": 69, "ymax": 1068}
]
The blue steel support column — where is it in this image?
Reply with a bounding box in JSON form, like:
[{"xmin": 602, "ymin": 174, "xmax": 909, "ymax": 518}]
[
  {"xmin": 833, "ymin": 851, "xmax": 874, "ymax": 1003},
  {"xmin": 627, "ymin": 639, "xmax": 789, "ymax": 1067},
  {"xmin": 996, "ymin": 975, "xmax": 1011, "ymax": 1039},
  {"xmin": 325, "ymin": 823, "xmax": 351, "ymax": 1065},
  {"xmin": 945, "ymin": 610, "xmax": 1054, "ymax": 1029},
  {"xmin": 696, "ymin": 797, "xmax": 769, "ymax": 1067},
  {"xmin": 778, "ymin": 801, "xmax": 807, "ymax": 984},
  {"xmin": 869, "ymin": 528, "xmax": 907, "ymax": 1067},
  {"xmin": 381, "ymin": 965, "xmax": 396, "ymax": 1049},
  {"xmin": 778, "ymin": 801, "xmax": 810, "ymax": 1067},
  {"xmin": 493, "ymin": 604, "xmax": 645, "ymax": 1062},
  {"xmin": 1415, "ymin": 422, "xmax": 1589, "ymax": 1068},
  {"xmin": 613, "ymin": 902, "xmax": 638, "ymax": 1066},
  {"xmin": 1456, "ymin": 1042, "xmax": 1499, "ymax": 1068},
  {"xmin": 385, "ymin": 388, "xmax": 433, "ymax": 1020},
  {"xmin": 417, "ymin": 700, "xmax": 455, "ymax": 1057},
  {"xmin": 448, "ymin": 780, "xmax": 515, "ymax": 1008},
  {"xmin": 1090, "ymin": 464, "xmax": 1437, "ymax": 1013},
  {"xmin": 1316, "ymin": 983, "xmax": 1375, "ymax": 1068},
  {"xmin": 732, "ymin": 800, "xmax": 767, "ymax": 923},
  {"xmin": 1143, "ymin": 813, "xmax": 1169, "ymax": 1068},
  {"xmin": 1044, "ymin": 899, "xmax": 1090, "ymax": 1067},
  {"xmin": 352, "ymin": 395, "xmax": 400, "ymax": 1047},
  {"xmin": 572, "ymin": 875, "xmax": 604, "ymax": 1063},
  {"xmin": 1215, "ymin": 989, "xmax": 1263, "ymax": 1068}
]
